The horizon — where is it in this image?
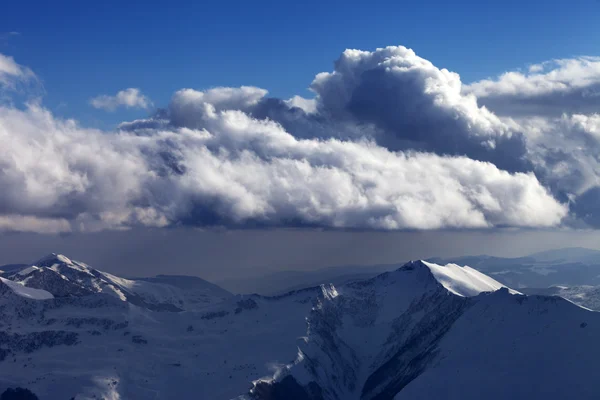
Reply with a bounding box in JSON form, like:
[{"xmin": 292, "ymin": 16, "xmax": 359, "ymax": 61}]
[{"xmin": 3, "ymin": 243, "xmax": 600, "ymax": 280}]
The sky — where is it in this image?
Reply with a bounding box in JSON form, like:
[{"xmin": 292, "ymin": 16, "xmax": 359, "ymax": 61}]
[
  {"xmin": 2, "ymin": 0, "xmax": 599, "ymax": 128},
  {"xmin": 2, "ymin": 0, "xmax": 600, "ymax": 280}
]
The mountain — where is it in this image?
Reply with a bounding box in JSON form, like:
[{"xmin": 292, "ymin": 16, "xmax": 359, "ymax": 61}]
[
  {"xmin": 0, "ymin": 254, "xmax": 317, "ymax": 399},
  {"xmin": 2, "ymin": 255, "xmax": 600, "ymax": 399},
  {"xmin": 245, "ymin": 261, "xmax": 600, "ymax": 400},
  {"xmin": 0, "ymin": 254, "xmax": 232, "ymax": 311}
]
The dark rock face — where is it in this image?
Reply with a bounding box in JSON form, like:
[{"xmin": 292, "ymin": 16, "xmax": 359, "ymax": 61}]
[
  {"xmin": 19, "ymin": 269, "xmax": 92, "ymax": 298},
  {"xmin": 0, "ymin": 388, "xmax": 39, "ymax": 400},
  {"xmin": 235, "ymin": 298, "xmax": 259, "ymax": 314},
  {"xmin": 62, "ymin": 317, "xmax": 128, "ymax": 330},
  {"xmin": 131, "ymin": 335, "xmax": 147, "ymax": 344},
  {"xmin": 201, "ymin": 310, "xmax": 229, "ymax": 320},
  {"xmin": 0, "ymin": 331, "xmax": 78, "ymax": 358}
]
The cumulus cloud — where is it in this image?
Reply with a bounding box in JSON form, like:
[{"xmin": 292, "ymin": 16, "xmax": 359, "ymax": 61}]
[
  {"xmin": 0, "ymin": 99, "xmax": 566, "ymax": 232},
  {"xmin": 306, "ymin": 47, "xmax": 533, "ymax": 173},
  {"xmin": 464, "ymin": 56, "xmax": 600, "ymax": 227},
  {"xmin": 510, "ymin": 113, "xmax": 600, "ymax": 197},
  {"xmin": 168, "ymin": 86, "xmax": 267, "ymax": 128},
  {"xmin": 90, "ymin": 88, "xmax": 152, "ymax": 111},
  {"xmin": 464, "ymin": 57, "xmax": 600, "ymax": 117},
  {"xmin": 1, "ymin": 48, "xmax": 589, "ymax": 232}
]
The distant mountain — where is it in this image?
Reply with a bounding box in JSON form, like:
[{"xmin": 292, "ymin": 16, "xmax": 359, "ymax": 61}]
[
  {"xmin": 0, "ymin": 254, "xmax": 232, "ymax": 311},
  {"xmin": 0, "ymin": 254, "xmax": 316, "ymax": 399},
  {"xmin": 521, "ymin": 285, "xmax": 600, "ymax": 311},
  {"xmin": 527, "ymin": 247, "xmax": 600, "ymax": 264}
]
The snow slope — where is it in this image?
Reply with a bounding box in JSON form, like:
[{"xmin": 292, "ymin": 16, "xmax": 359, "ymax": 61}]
[
  {"xmin": 422, "ymin": 260, "xmax": 519, "ymax": 296},
  {"xmin": 395, "ymin": 290, "xmax": 600, "ymax": 399},
  {"xmin": 0, "ymin": 277, "xmax": 53, "ymax": 300}
]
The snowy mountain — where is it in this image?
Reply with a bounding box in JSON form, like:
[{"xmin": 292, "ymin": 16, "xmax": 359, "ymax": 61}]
[
  {"xmin": 246, "ymin": 261, "xmax": 600, "ymax": 400},
  {"xmin": 0, "ymin": 254, "xmax": 316, "ymax": 399},
  {"xmin": 1, "ymin": 254, "xmax": 232, "ymax": 311},
  {"xmin": 2, "ymin": 255, "xmax": 600, "ymax": 399}
]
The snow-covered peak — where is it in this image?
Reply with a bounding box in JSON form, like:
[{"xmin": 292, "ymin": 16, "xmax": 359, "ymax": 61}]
[
  {"xmin": 419, "ymin": 260, "xmax": 520, "ymax": 297},
  {"xmin": 2, "ymin": 253, "xmax": 232, "ymax": 312},
  {"xmin": 33, "ymin": 253, "xmax": 73, "ymax": 266},
  {"xmin": 32, "ymin": 253, "xmax": 94, "ymax": 275}
]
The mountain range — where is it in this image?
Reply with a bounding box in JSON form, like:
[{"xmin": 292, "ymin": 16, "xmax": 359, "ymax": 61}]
[{"xmin": 1, "ymin": 253, "xmax": 600, "ymax": 399}]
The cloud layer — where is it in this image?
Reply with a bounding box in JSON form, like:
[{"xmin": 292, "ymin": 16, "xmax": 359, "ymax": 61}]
[
  {"xmin": 90, "ymin": 88, "xmax": 152, "ymax": 111},
  {"xmin": 5, "ymin": 45, "xmax": 600, "ymax": 232},
  {"xmin": 464, "ymin": 57, "xmax": 600, "ymax": 117}
]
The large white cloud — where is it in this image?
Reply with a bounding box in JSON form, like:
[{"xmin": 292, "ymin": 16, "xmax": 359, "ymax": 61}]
[
  {"xmin": 305, "ymin": 46, "xmax": 531, "ymax": 173},
  {"xmin": 0, "ymin": 48, "xmax": 582, "ymax": 232},
  {"xmin": 90, "ymin": 88, "xmax": 152, "ymax": 111},
  {"xmin": 0, "ymin": 99, "xmax": 566, "ymax": 232},
  {"xmin": 464, "ymin": 57, "xmax": 600, "ymax": 117},
  {"xmin": 462, "ymin": 56, "xmax": 600, "ymax": 226}
]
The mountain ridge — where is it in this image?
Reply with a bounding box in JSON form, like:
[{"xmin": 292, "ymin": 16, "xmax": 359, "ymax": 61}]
[{"xmin": 1, "ymin": 254, "xmax": 600, "ymax": 399}]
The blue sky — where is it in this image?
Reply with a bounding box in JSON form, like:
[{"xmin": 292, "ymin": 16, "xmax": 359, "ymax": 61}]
[{"xmin": 2, "ymin": 0, "xmax": 599, "ymax": 128}]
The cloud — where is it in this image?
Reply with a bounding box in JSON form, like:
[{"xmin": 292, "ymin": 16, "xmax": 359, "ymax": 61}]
[
  {"xmin": 0, "ymin": 32, "xmax": 20, "ymax": 46},
  {"xmin": 254, "ymin": 46, "xmax": 530, "ymax": 173},
  {"xmin": 510, "ymin": 113, "xmax": 600, "ymax": 196},
  {"xmin": 313, "ymin": 48, "xmax": 527, "ymax": 164},
  {"xmin": 0, "ymin": 53, "xmax": 35, "ymax": 89},
  {"xmin": 0, "ymin": 215, "xmax": 70, "ymax": 234},
  {"xmin": 90, "ymin": 88, "xmax": 152, "ymax": 111},
  {"xmin": 464, "ymin": 57, "xmax": 600, "ymax": 117},
  {"xmin": 284, "ymin": 95, "xmax": 317, "ymax": 114},
  {"xmin": 0, "ymin": 48, "xmax": 585, "ymax": 232},
  {"xmin": 463, "ymin": 57, "xmax": 600, "ymax": 227},
  {"xmin": 168, "ymin": 86, "xmax": 267, "ymax": 128},
  {"xmin": 0, "ymin": 99, "xmax": 566, "ymax": 232}
]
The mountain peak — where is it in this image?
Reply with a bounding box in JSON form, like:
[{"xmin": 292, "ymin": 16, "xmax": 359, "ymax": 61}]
[
  {"xmin": 402, "ymin": 259, "xmax": 517, "ymax": 297},
  {"xmin": 33, "ymin": 253, "xmax": 74, "ymax": 267}
]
